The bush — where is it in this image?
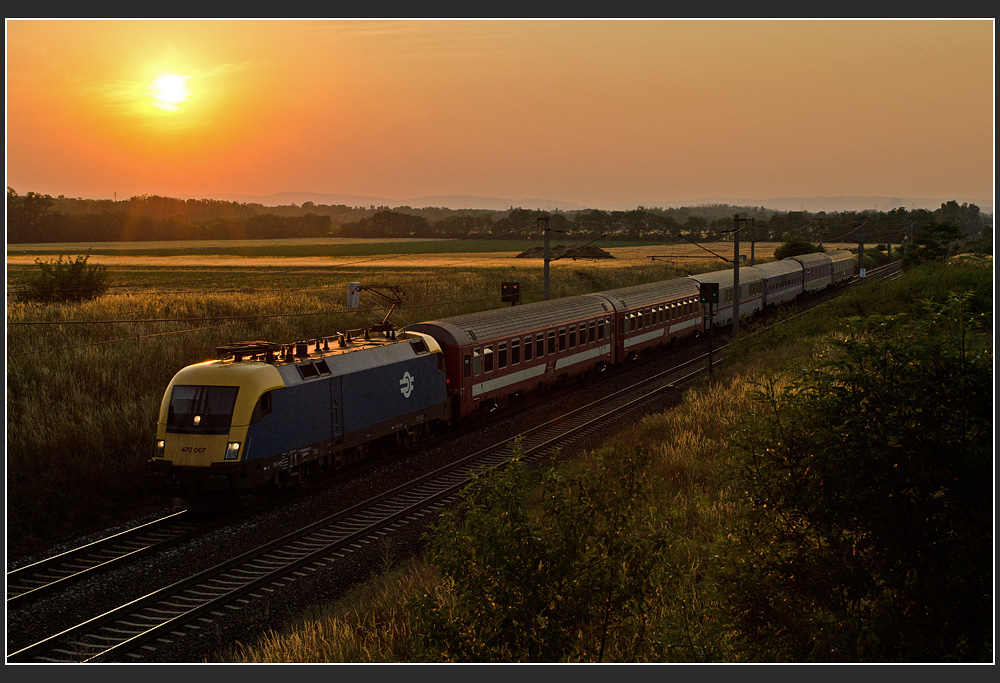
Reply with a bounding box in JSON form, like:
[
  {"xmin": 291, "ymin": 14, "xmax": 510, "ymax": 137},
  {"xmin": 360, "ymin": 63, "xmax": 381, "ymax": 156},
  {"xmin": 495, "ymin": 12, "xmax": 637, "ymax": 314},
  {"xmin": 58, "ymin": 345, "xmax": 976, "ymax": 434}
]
[
  {"xmin": 723, "ymin": 293, "xmax": 993, "ymax": 661},
  {"xmin": 19, "ymin": 254, "xmax": 110, "ymax": 302},
  {"xmin": 409, "ymin": 446, "xmax": 673, "ymax": 662}
]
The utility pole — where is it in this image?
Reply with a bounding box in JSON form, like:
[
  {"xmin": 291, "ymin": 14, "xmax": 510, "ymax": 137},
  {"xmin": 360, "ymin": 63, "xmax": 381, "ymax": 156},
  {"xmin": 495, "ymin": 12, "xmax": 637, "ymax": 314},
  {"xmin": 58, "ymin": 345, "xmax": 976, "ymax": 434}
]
[
  {"xmin": 732, "ymin": 214, "xmax": 753, "ymax": 336},
  {"xmin": 539, "ymin": 214, "xmax": 551, "ymax": 300},
  {"xmin": 858, "ymin": 221, "xmax": 866, "ymax": 279}
]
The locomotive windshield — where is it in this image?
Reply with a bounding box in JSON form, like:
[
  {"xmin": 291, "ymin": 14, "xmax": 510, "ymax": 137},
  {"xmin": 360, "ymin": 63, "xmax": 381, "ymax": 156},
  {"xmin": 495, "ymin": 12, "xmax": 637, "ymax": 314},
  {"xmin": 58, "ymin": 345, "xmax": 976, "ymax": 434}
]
[{"xmin": 166, "ymin": 385, "xmax": 239, "ymax": 434}]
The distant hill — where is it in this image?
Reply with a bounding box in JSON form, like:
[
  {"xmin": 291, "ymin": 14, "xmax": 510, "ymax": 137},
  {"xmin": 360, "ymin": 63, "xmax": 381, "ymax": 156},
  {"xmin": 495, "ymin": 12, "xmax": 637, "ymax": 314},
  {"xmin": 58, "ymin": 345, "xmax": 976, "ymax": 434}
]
[
  {"xmin": 208, "ymin": 192, "xmax": 587, "ymax": 212},
  {"xmin": 202, "ymin": 191, "xmax": 992, "ymax": 215},
  {"xmin": 688, "ymin": 195, "xmax": 993, "ymax": 215}
]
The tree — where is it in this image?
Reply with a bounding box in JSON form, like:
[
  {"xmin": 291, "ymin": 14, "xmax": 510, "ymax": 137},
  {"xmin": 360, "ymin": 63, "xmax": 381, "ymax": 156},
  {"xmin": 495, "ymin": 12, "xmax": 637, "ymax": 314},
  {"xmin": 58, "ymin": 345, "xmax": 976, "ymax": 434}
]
[
  {"xmin": 7, "ymin": 187, "xmax": 55, "ymax": 242},
  {"xmin": 901, "ymin": 222, "xmax": 965, "ymax": 269},
  {"xmin": 723, "ymin": 294, "xmax": 992, "ymax": 661}
]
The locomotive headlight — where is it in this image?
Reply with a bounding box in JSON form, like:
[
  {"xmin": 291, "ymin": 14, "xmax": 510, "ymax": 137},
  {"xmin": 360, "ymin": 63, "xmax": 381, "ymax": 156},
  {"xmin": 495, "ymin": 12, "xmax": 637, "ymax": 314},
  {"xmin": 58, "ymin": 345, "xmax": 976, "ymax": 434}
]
[
  {"xmin": 225, "ymin": 442, "xmax": 241, "ymax": 460},
  {"xmin": 155, "ymin": 439, "xmax": 165, "ymax": 458}
]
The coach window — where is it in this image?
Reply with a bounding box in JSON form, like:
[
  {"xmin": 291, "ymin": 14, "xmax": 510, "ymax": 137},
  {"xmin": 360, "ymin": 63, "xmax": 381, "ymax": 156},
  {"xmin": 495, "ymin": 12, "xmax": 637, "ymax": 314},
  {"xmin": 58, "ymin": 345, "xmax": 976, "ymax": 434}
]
[
  {"xmin": 524, "ymin": 336, "xmax": 532, "ymax": 362},
  {"xmin": 484, "ymin": 346, "xmax": 494, "ymax": 373},
  {"xmin": 546, "ymin": 331, "xmax": 555, "ymax": 356},
  {"xmin": 498, "ymin": 342, "xmax": 507, "ymax": 369},
  {"xmin": 568, "ymin": 325, "xmax": 576, "ymax": 349},
  {"xmin": 473, "ymin": 349, "xmax": 482, "ymax": 376},
  {"xmin": 558, "ymin": 327, "xmax": 566, "ymax": 352},
  {"xmin": 588, "ymin": 321, "xmax": 596, "ymax": 343},
  {"xmin": 597, "ymin": 319, "xmax": 604, "ymax": 341}
]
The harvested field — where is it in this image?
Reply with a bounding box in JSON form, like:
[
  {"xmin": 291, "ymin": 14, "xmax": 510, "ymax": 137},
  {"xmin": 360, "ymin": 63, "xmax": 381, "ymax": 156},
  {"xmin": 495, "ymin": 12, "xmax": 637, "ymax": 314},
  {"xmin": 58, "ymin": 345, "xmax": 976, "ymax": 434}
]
[{"xmin": 6, "ymin": 240, "xmax": 856, "ymax": 270}]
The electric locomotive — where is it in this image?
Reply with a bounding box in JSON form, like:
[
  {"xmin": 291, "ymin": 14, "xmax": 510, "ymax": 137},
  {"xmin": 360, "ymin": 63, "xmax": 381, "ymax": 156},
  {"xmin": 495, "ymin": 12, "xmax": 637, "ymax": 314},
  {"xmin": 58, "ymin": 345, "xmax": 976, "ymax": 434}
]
[{"xmin": 147, "ymin": 329, "xmax": 450, "ymax": 505}]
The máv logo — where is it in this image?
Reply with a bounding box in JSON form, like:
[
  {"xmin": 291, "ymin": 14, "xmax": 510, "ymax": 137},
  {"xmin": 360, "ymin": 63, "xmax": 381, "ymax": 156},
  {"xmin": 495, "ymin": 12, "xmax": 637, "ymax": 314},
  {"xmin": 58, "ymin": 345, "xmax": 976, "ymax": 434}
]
[{"xmin": 399, "ymin": 371, "xmax": 415, "ymax": 399}]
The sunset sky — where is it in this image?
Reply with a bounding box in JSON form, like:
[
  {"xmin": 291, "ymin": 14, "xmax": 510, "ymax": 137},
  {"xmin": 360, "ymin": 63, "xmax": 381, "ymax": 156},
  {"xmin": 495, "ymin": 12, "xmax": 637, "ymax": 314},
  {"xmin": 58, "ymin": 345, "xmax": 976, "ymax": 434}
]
[{"xmin": 5, "ymin": 19, "xmax": 995, "ymax": 211}]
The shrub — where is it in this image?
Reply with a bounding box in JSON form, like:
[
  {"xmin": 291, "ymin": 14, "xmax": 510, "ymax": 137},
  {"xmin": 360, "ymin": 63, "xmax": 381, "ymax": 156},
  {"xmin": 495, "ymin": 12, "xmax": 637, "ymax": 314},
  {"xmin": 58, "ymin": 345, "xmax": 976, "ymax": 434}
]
[
  {"xmin": 773, "ymin": 234, "xmax": 824, "ymax": 260},
  {"xmin": 723, "ymin": 293, "xmax": 993, "ymax": 661},
  {"xmin": 409, "ymin": 446, "xmax": 673, "ymax": 662},
  {"xmin": 19, "ymin": 254, "xmax": 110, "ymax": 302}
]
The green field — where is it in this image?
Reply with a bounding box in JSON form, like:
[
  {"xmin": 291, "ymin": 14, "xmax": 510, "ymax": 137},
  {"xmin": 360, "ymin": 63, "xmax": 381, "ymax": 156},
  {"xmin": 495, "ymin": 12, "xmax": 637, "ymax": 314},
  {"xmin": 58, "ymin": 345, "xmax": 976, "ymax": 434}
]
[{"xmin": 6, "ymin": 238, "xmax": 661, "ymax": 259}]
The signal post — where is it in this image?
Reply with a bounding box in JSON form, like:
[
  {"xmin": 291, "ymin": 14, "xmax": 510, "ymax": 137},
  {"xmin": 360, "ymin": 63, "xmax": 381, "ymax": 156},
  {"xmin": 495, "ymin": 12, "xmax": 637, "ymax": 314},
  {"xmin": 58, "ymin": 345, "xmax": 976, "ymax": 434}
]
[{"xmin": 700, "ymin": 282, "xmax": 719, "ymax": 377}]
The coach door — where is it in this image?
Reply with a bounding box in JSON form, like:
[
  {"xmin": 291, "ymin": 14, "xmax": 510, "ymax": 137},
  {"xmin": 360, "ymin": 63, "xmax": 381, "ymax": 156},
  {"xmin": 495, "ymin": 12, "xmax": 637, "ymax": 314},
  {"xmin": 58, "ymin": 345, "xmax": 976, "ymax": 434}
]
[{"xmin": 330, "ymin": 376, "xmax": 344, "ymax": 442}]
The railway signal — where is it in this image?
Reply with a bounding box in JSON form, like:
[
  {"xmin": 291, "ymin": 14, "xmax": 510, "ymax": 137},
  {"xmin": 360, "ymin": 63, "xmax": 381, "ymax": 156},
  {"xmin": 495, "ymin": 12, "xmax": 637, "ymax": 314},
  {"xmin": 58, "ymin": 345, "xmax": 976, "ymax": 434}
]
[
  {"xmin": 699, "ymin": 282, "xmax": 719, "ymax": 306},
  {"xmin": 501, "ymin": 281, "xmax": 520, "ymax": 305}
]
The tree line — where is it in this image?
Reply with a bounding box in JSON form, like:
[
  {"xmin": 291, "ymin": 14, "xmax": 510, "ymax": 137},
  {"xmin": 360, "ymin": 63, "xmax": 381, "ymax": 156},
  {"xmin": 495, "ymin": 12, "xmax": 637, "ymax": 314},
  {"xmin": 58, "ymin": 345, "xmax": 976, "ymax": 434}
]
[{"xmin": 6, "ymin": 187, "xmax": 989, "ymax": 247}]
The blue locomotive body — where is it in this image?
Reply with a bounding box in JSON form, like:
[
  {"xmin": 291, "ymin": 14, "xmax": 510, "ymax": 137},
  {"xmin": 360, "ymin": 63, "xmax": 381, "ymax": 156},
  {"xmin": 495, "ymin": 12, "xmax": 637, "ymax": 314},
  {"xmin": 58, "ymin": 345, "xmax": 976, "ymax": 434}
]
[{"xmin": 149, "ymin": 332, "xmax": 449, "ymax": 503}]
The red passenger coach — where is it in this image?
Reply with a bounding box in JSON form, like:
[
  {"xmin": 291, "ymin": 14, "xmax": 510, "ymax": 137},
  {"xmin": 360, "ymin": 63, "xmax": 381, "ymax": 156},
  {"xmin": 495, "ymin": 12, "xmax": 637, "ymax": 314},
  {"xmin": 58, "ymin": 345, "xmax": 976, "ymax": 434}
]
[
  {"xmin": 599, "ymin": 278, "xmax": 702, "ymax": 359},
  {"xmin": 407, "ymin": 294, "xmax": 617, "ymax": 419}
]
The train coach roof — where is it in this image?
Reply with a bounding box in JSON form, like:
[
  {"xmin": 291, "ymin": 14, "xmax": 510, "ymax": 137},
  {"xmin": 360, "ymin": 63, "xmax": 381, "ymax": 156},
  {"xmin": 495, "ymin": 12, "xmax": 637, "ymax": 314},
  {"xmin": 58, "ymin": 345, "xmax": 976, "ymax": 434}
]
[
  {"xmin": 688, "ymin": 267, "xmax": 762, "ymax": 287},
  {"xmin": 599, "ymin": 278, "xmax": 700, "ymax": 310},
  {"xmin": 752, "ymin": 259, "xmax": 804, "ymax": 278},
  {"xmin": 406, "ymin": 294, "xmax": 615, "ymax": 346},
  {"xmin": 788, "ymin": 252, "xmax": 832, "ymax": 267},
  {"xmin": 825, "ymin": 250, "xmax": 855, "ymax": 262}
]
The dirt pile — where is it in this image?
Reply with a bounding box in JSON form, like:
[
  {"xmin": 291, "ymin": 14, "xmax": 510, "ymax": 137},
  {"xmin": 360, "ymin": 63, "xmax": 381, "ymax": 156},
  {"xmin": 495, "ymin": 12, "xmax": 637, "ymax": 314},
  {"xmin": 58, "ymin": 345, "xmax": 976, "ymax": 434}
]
[{"xmin": 516, "ymin": 245, "xmax": 615, "ymax": 260}]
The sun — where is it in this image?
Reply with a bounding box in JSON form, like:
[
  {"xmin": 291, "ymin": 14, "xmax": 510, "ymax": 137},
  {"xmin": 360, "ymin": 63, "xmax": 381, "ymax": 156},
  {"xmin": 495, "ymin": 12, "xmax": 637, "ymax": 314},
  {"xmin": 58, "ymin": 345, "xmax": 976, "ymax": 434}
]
[{"xmin": 150, "ymin": 74, "xmax": 189, "ymax": 112}]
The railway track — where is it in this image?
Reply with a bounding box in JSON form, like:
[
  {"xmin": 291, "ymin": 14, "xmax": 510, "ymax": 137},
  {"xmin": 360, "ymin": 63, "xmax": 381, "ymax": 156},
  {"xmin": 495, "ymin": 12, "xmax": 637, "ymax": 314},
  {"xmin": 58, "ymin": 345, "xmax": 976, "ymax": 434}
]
[{"xmin": 6, "ymin": 511, "xmax": 206, "ymax": 608}]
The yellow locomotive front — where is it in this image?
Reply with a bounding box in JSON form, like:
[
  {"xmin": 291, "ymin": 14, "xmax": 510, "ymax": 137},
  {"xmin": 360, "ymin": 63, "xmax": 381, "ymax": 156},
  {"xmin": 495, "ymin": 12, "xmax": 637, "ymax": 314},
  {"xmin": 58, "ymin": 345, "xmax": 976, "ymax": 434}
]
[{"xmin": 148, "ymin": 357, "xmax": 284, "ymax": 501}]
